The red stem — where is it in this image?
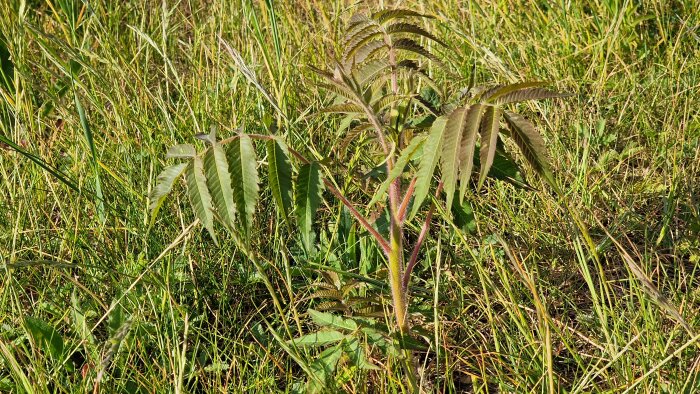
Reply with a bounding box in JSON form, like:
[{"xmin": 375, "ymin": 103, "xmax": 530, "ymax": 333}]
[
  {"xmin": 398, "ymin": 177, "xmax": 417, "ymax": 223},
  {"xmin": 402, "ymin": 182, "xmax": 443, "ymax": 289}
]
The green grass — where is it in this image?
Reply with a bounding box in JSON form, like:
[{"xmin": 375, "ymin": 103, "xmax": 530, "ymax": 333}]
[{"xmin": 1, "ymin": 0, "xmax": 699, "ymax": 392}]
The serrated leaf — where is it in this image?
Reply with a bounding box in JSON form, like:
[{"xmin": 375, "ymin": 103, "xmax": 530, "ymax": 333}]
[
  {"xmin": 317, "ymin": 82, "xmax": 358, "ymax": 103},
  {"xmin": 373, "ymin": 9, "xmax": 431, "ymax": 24},
  {"xmin": 503, "ymin": 111, "xmax": 552, "ymax": 179},
  {"xmin": 353, "ymin": 59, "xmax": 390, "ymax": 86},
  {"xmin": 384, "ymin": 22, "xmax": 447, "ymax": 47},
  {"xmin": 369, "ymin": 136, "xmax": 425, "ymax": 208},
  {"xmin": 228, "ymin": 134, "xmax": 259, "ymax": 235},
  {"xmin": 496, "ymin": 87, "xmax": 571, "ymax": 105},
  {"xmin": 440, "ymin": 107, "xmax": 467, "ymax": 212},
  {"xmin": 351, "ymin": 39, "xmax": 387, "ymax": 65},
  {"xmin": 315, "ymin": 301, "xmax": 348, "ymax": 312},
  {"xmin": 308, "ymin": 309, "xmax": 358, "ymax": 331},
  {"xmin": 371, "ymin": 93, "xmax": 409, "ymax": 112},
  {"xmin": 24, "ymin": 317, "xmax": 65, "ymax": 360},
  {"xmin": 343, "ymin": 24, "xmax": 382, "ymax": 62},
  {"xmin": 321, "ymin": 102, "xmax": 364, "ymax": 114},
  {"xmin": 295, "ymin": 162, "xmax": 324, "ymax": 251},
  {"xmin": 266, "ymin": 139, "xmax": 293, "ymax": 225},
  {"xmin": 477, "ymin": 106, "xmax": 501, "ymax": 190},
  {"xmin": 205, "ymin": 140, "xmax": 237, "ymax": 230},
  {"xmin": 339, "ymin": 123, "xmax": 373, "ymax": 155},
  {"xmin": 410, "ymin": 116, "xmax": 447, "ymax": 219},
  {"xmin": 393, "ymin": 38, "xmax": 441, "ymax": 64},
  {"xmin": 481, "ymin": 81, "xmax": 547, "ymax": 103},
  {"xmin": 186, "ymin": 156, "xmax": 217, "ymax": 245},
  {"xmin": 345, "ymin": 14, "xmax": 373, "ymax": 40},
  {"xmin": 149, "ymin": 163, "xmax": 187, "ymax": 225},
  {"xmin": 166, "ymin": 144, "xmax": 196, "ymax": 159},
  {"xmin": 458, "ymin": 104, "xmax": 483, "ymax": 202},
  {"xmin": 288, "ymin": 330, "xmax": 346, "ymax": 347},
  {"xmin": 304, "ymin": 289, "xmax": 343, "ymax": 301}
]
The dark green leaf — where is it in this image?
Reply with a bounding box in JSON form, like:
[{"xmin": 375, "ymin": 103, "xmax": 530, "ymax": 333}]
[
  {"xmin": 295, "ymin": 162, "xmax": 324, "ymax": 251},
  {"xmin": 0, "ymin": 35, "xmax": 14, "ymax": 93},
  {"xmin": 344, "ymin": 338, "xmax": 379, "ymax": 370},
  {"xmin": 24, "ymin": 317, "xmax": 65, "ymax": 360},
  {"xmin": 452, "ymin": 198, "xmax": 476, "ymax": 234},
  {"xmin": 266, "ymin": 138, "xmax": 293, "ymax": 225},
  {"xmin": 306, "ymin": 343, "xmax": 344, "ymax": 393}
]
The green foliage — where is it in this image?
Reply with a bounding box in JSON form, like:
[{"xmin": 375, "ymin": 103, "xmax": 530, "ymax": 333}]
[
  {"xmin": 5, "ymin": 1, "xmax": 698, "ymax": 392},
  {"xmin": 203, "ymin": 132, "xmax": 237, "ymax": 230},
  {"xmin": 227, "ymin": 133, "xmax": 259, "ymax": 236},
  {"xmin": 186, "ymin": 155, "xmax": 217, "ymax": 243},
  {"xmin": 24, "ymin": 317, "xmax": 65, "ymax": 361},
  {"xmin": 266, "ymin": 138, "xmax": 294, "ymax": 225},
  {"xmin": 295, "ymin": 161, "xmax": 324, "ymax": 252}
]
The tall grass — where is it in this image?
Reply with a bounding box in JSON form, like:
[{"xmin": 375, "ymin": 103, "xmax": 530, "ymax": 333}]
[{"xmin": 0, "ymin": 0, "xmax": 699, "ymax": 392}]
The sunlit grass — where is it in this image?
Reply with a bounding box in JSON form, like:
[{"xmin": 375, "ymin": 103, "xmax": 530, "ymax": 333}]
[{"xmin": 0, "ymin": 0, "xmax": 698, "ymax": 392}]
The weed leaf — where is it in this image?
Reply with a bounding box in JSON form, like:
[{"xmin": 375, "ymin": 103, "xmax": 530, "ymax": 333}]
[
  {"xmin": 308, "ymin": 309, "xmax": 358, "ymax": 331},
  {"xmin": 186, "ymin": 156, "xmax": 217, "ymax": 245},
  {"xmin": 477, "ymin": 106, "xmax": 501, "ymax": 190},
  {"xmin": 295, "ymin": 162, "xmax": 324, "ymax": 251},
  {"xmin": 411, "ymin": 115, "xmax": 446, "ymax": 219},
  {"xmin": 205, "ymin": 138, "xmax": 237, "ymax": 230},
  {"xmin": 266, "ymin": 138, "xmax": 293, "ymax": 225},
  {"xmin": 149, "ymin": 163, "xmax": 187, "ymax": 226},
  {"xmin": 24, "ymin": 317, "xmax": 65, "ymax": 360},
  {"xmin": 458, "ymin": 103, "xmax": 483, "ymax": 202},
  {"xmin": 288, "ymin": 330, "xmax": 346, "ymax": 347},
  {"xmin": 228, "ymin": 134, "xmax": 259, "ymax": 235}
]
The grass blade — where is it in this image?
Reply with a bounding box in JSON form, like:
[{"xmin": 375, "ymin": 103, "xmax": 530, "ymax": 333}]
[{"xmin": 74, "ymin": 90, "xmax": 105, "ymax": 223}]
